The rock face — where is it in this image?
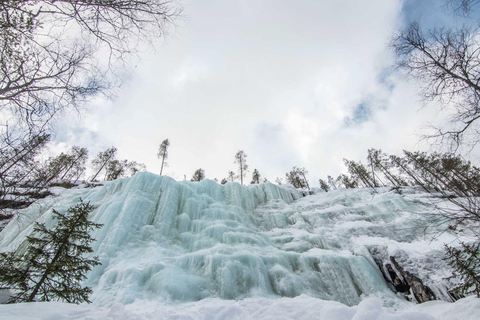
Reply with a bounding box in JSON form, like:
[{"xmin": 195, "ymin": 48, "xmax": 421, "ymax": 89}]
[
  {"xmin": 369, "ymin": 246, "xmax": 444, "ymax": 303},
  {"xmin": 388, "ymin": 256, "xmax": 436, "ymax": 303}
]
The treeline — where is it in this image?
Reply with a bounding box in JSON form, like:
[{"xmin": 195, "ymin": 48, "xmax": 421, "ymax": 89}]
[
  {"xmin": 319, "ymin": 148, "xmax": 480, "ymax": 297},
  {"xmin": 319, "ymin": 149, "xmax": 480, "ymax": 196},
  {"xmin": 183, "ymin": 148, "xmax": 311, "ymax": 191},
  {"xmin": 0, "ymin": 135, "xmax": 145, "ymax": 214}
]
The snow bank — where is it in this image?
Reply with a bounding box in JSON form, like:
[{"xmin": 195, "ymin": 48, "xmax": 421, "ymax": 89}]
[{"xmin": 1, "ymin": 295, "xmax": 479, "ymax": 320}]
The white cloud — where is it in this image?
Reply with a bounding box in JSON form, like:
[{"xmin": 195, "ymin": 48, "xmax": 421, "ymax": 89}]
[{"xmin": 53, "ymin": 0, "xmax": 452, "ymax": 185}]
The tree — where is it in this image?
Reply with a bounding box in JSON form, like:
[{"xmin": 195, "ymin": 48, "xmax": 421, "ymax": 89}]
[
  {"xmin": 327, "ymin": 175, "xmax": 336, "ymax": 190},
  {"xmin": 90, "ymin": 147, "xmax": 117, "ymax": 182},
  {"xmin": 191, "ymin": 168, "xmax": 205, "ymax": 182},
  {"xmin": 1, "ymin": 0, "xmax": 181, "ymax": 131},
  {"xmin": 157, "ymin": 139, "xmax": 170, "ymax": 176},
  {"xmin": 221, "ymin": 178, "xmax": 228, "ymax": 185},
  {"xmin": 0, "ymin": 199, "xmax": 102, "ymax": 303},
  {"xmin": 227, "ymin": 171, "xmax": 236, "ymax": 182},
  {"xmin": 251, "ymin": 169, "xmax": 261, "ymax": 184},
  {"xmin": 234, "ymin": 150, "xmax": 248, "ymax": 185},
  {"xmin": 0, "ymin": 1, "xmax": 180, "ymax": 214},
  {"xmin": 319, "ymin": 178, "xmax": 330, "ymax": 192},
  {"xmin": 285, "ymin": 167, "xmax": 310, "ymax": 190},
  {"xmin": 37, "ymin": 147, "xmax": 88, "ymax": 185},
  {"xmin": 0, "ymin": 132, "xmax": 51, "ymax": 213},
  {"xmin": 444, "ymin": 241, "xmax": 480, "ymax": 297},
  {"xmin": 126, "ymin": 161, "xmax": 146, "ymax": 177},
  {"xmin": 343, "ymin": 159, "xmax": 377, "ymax": 188},
  {"xmin": 391, "ymin": 2, "xmax": 480, "ymax": 150}
]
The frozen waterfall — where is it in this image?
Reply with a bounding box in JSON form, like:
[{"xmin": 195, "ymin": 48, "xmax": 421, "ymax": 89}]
[{"xmin": 0, "ymin": 172, "xmax": 456, "ymax": 308}]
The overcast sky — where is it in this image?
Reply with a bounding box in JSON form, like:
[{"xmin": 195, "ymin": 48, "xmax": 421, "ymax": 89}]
[{"xmin": 52, "ymin": 0, "xmax": 465, "ymax": 185}]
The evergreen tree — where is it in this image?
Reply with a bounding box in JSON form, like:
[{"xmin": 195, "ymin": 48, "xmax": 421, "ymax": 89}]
[
  {"xmin": 234, "ymin": 150, "xmax": 248, "ymax": 185},
  {"xmin": 444, "ymin": 241, "xmax": 480, "ymax": 297},
  {"xmin": 327, "ymin": 175, "xmax": 338, "ymax": 190},
  {"xmin": 228, "ymin": 170, "xmax": 236, "ymax": 182},
  {"xmin": 90, "ymin": 147, "xmax": 117, "ymax": 182},
  {"xmin": 191, "ymin": 168, "xmax": 205, "ymax": 182},
  {"xmin": 38, "ymin": 146, "xmax": 89, "ymax": 185},
  {"xmin": 157, "ymin": 139, "xmax": 170, "ymax": 176},
  {"xmin": 286, "ymin": 167, "xmax": 310, "ymax": 190},
  {"xmin": 319, "ymin": 178, "xmax": 330, "ymax": 192},
  {"xmin": 251, "ymin": 169, "xmax": 261, "ymax": 184},
  {"xmin": 0, "ymin": 200, "xmax": 102, "ymax": 303},
  {"xmin": 126, "ymin": 161, "xmax": 146, "ymax": 177}
]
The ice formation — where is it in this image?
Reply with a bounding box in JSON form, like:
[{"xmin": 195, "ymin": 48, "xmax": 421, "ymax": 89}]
[{"xmin": 0, "ymin": 172, "xmax": 468, "ymax": 313}]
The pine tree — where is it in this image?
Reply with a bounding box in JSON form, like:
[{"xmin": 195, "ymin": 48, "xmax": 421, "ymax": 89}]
[
  {"xmin": 285, "ymin": 167, "xmax": 310, "ymax": 190},
  {"xmin": 444, "ymin": 241, "xmax": 480, "ymax": 297},
  {"xmin": 251, "ymin": 169, "xmax": 261, "ymax": 184},
  {"xmin": 191, "ymin": 168, "xmax": 205, "ymax": 181},
  {"xmin": 90, "ymin": 147, "xmax": 117, "ymax": 182},
  {"xmin": 234, "ymin": 150, "xmax": 248, "ymax": 185},
  {"xmin": 228, "ymin": 170, "xmax": 236, "ymax": 182},
  {"xmin": 157, "ymin": 139, "xmax": 170, "ymax": 176},
  {"xmin": 0, "ymin": 199, "xmax": 102, "ymax": 303},
  {"xmin": 319, "ymin": 178, "xmax": 330, "ymax": 192}
]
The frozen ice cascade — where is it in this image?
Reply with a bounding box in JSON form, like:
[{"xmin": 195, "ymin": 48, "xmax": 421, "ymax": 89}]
[{"xmin": 0, "ymin": 172, "xmax": 463, "ymax": 310}]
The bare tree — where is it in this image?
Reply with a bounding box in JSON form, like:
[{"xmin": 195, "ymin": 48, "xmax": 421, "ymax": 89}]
[
  {"xmin": 391, "ymin": 3, "xmax": 480, "ymax": 150},
  {"xmin": 1, "ymin": 1, "xmax": 181, "ymax": 128},
  {"xmin": 0, "ymin": 1, "xmax": 181, "ymax": 215},
  {"xmin": 446, "ymin": 0, "xmax": 480, "ymax": 14}
]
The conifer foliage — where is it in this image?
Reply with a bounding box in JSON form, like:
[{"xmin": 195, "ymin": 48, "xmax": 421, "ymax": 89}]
[
  {"xmin": 444, "ymin": 241, "xmax": 480, "ymax": 297},
  {"xmin": 191, "ymin": 168, "xmax": 205, "ymax": 182},
  {"xmin": 0, "ymin": 200, "xmax": 102, "ymax": 304},
  {"xmin": 321, "ymin": 148, "xmax": 480, "ymax": 298}
]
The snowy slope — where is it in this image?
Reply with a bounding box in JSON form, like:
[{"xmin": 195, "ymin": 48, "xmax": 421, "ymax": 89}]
[{"xmin": 0, "ymin": 172, "xmax": 478, "ymax": 319}]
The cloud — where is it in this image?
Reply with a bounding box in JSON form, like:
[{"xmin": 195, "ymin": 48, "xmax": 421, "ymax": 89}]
[{"xmin": 52, "ymin": 0, "xmax": 451, "ymax": 186}]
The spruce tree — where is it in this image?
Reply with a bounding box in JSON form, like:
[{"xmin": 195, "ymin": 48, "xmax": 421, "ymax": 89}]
[
  {"xmin": 191, "ymin": 168, "xmax": 205, "ymax": 182},
  {"xmin": 251, "ymin": 169, "xmax": 261, "ymax": 184},
  {"xmin": 234, "ymin": 150, "xmax": 248, "ymax": 185},
  {"xmin": 0, "ymin": 199, "xmax": 102, "ymax": 304},
  {"xmin": 319, "ymin": 178, "xmax": 330, "ymax": 192},
  {"xmin": 444, "ymin": 241, "xmax": 480, "ymax": 297},
  {"xmin": 157, "ymin": 139, "xmax": 170, "ymax": 176}
]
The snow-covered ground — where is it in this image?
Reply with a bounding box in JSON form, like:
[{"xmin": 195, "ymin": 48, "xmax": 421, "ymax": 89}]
[{"xmin": 0, "ymin": 172, "xmax": 478, "ymax": 319}]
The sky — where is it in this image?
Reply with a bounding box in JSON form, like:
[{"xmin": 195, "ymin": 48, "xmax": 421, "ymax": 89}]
[{"xmin": 51, "ymin": 0, "xmax": 467, "ymax": 185}]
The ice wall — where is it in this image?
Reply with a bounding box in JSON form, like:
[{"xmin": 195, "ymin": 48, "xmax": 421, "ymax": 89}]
[{"xmin": 1, "ymin": 173, "xmax": 441, "ymax": 307}]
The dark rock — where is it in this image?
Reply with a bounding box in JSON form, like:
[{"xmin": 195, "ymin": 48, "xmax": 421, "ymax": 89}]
[{"xmin": 390, "ymin": 256, "xmax": 436, "ymax": 303}]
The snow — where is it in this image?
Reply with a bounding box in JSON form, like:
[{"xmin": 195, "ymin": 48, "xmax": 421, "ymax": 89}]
[
  {"xmin": 0, "ymin": 172, "xmax": 479, "ymax": 319},
  {"xmin": 1, "ymin": 295, "xmax": 479, "ymax": 320}
]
